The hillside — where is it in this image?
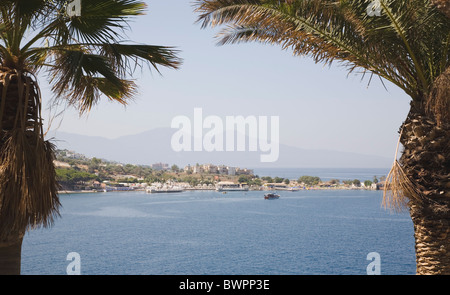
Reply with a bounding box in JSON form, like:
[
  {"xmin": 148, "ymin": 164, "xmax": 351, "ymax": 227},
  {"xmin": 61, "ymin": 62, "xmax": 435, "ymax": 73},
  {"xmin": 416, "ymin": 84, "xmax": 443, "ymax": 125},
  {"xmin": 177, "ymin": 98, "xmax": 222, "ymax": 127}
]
[
  {"xmin": 54, "ymin": 149, "xmax": 255, "ymax": 191},
  {"xmin": 47, "ymin": 128, "xmax": 393, "ymax": 169},
  {"xmin": 54, "ymin": 149, "xmax": 382, "ymax": 192}
]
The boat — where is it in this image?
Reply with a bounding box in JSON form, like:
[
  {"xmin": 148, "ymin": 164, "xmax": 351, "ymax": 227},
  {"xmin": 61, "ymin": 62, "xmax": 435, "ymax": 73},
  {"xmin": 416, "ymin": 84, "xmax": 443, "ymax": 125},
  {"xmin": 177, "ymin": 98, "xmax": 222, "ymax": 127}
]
[
  {"xmin": 146, "ymin": 184, "xmax": 184, "ymax": 193},
  {"xmin": 265, "ymin": 183, "xmax": 299, "ymax": 191},
  {"xmin": 215, "ymin": 181, "xmax": 249, "ymax": 192},
  {"xmin": 103, "ymin": 186, "xmax": 134, "ymax": 192},
  {"xmin": 264, "ymin": 193, "xmax": 280, "ymax": 200}
]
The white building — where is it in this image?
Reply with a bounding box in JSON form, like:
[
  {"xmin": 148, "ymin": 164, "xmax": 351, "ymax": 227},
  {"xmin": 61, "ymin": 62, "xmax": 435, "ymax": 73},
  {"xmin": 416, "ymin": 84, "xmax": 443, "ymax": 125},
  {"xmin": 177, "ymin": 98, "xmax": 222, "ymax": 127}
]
[{"xmin": 227, "ymin": 166, "xmax": 236, "ymax": 176}]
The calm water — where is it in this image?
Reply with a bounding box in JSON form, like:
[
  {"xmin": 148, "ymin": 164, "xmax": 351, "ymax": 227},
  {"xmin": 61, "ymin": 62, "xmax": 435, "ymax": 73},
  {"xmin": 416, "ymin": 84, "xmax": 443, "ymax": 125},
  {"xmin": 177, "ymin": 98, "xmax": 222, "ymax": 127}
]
[
  {"xmin": 252, "ymin": 167, "xmax": 390, "ymax": 182},
  {"xmin": 21, "ymin": 189, "xmax": 416, "ymax": 275}
]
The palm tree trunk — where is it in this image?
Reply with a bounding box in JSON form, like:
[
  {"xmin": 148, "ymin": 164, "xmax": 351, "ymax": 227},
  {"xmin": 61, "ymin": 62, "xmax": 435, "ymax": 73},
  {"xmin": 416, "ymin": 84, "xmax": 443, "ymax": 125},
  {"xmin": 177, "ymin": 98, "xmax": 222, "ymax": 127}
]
[
  {"xmin": 0, "ymin": 233, "xmax": 24, "ymax": 275},
  {"xmin": 399, "ymin": 102, "xmax": 450, "ymax": 274},
  {"xmin": 0, "ymin": 68, "xmax": 60, "ymax": 275},
  {"xmin": 410, "ymin": 202, "xmax": 450, "ymax": 274}
]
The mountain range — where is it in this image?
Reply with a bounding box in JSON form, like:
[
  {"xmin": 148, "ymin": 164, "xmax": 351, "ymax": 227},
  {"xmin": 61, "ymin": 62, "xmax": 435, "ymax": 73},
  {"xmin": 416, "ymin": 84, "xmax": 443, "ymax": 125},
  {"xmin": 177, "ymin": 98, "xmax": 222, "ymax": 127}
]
[{"xmin": 46, "ymin": 128, "xmax": 392, "ymax": 169}]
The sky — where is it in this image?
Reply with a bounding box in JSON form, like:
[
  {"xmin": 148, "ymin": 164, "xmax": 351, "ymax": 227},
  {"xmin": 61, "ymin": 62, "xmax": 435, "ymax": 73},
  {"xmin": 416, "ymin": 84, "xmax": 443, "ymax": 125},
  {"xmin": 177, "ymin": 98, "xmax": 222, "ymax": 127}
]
[{"xmin": 42, "ymin": 0, "xmax": 411, "ymax": 159}]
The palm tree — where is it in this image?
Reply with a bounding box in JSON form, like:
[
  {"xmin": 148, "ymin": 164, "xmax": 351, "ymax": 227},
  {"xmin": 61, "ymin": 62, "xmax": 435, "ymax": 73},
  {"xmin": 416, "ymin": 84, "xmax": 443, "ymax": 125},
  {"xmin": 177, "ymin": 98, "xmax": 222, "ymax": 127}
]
[
  {"xmin": 431, "ymin": 0, "xmax": 450, "ymax": 17},
  {"xmin": 0, "ymin": 0, "xmax": 181, "ymax": 274},
  {"xmin": 195, "ymin": 0, "xmax": 449, "ymax": 274}
]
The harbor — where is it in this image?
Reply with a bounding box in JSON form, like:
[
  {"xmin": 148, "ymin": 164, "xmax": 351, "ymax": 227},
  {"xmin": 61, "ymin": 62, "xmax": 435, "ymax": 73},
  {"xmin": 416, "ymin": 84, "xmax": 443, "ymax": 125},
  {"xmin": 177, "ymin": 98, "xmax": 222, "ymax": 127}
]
[{"xmin": 21, "ymin": 189, "xmax": 416, "ymax": 275}]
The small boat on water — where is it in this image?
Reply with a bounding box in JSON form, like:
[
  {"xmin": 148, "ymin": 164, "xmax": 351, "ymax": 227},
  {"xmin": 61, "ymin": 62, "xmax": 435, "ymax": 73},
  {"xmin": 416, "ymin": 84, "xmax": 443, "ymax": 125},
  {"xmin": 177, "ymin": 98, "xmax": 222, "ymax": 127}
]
[{"xmin": 264, "ymin": 193, "xmax": 280, "ymax": 200}]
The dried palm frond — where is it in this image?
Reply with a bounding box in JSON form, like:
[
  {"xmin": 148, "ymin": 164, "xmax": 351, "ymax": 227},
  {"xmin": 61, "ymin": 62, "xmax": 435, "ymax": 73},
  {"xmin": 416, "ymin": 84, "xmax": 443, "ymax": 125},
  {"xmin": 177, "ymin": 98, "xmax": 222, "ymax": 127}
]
[
  {"xmin": 0, "ymin": 130, "xmax": 60, "ymax": 237},
  {"xmin": 383, "ymin": 129, "xmax": 423, "ymax": 212},
  {"xmin": 0, "ymin": 69, "xmax": 60, "ymax": 240},
  {"xmin": 383, "ymin": 159, "xmax": 424, "ymax": 212},
  {"xmin": 426, "ymin": 66, "xmax": 450, "ymax": 126},
  {"xmin": 431, "ymin": 0, "xmax": 450, "ymax": 17}
]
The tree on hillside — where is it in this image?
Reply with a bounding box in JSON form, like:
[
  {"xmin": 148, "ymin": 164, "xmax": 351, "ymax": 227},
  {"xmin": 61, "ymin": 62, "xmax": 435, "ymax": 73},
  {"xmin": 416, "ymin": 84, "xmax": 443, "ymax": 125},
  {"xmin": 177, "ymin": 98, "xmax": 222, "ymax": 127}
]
[
  {"xmin": 56, "ymin": 168, "xmax": 98, "ymax": 189},
  {"xmin": 238, "ymin": 175, "xmax": 251, "ymax": 183},
  {"xmin": 195, "ymin": 0, "xmax": 449, "ymax": 274},
  {"xmin": 0, "ymin": 0, "xmax": 181, "ymax": 274},
  {"xmin": 273, "ymin": 176, "xmax": 284, "ymax": 183},
  {"xmin": 298, "ymin": 176, "xmax": 321, "ymax": 186},
  {"xmin": 171, "ymin": 164, "xmax": 180, "ymax": 172},
  {"xmin": 352, "ymin": 179, "xmax": 361, "ymax": 187},
  {"xmin": 261, "ymin": 176, "xmax": 273, "ymax": 183},
  {"xmin": 364, "ymin": 180, "xmax": 373, "ymax": 187}
]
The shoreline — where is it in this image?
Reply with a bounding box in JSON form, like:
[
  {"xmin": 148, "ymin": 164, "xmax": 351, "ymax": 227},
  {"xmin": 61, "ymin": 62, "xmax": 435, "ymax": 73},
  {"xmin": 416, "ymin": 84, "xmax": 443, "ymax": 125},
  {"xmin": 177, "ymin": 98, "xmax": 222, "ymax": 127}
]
[{"xmin": 58, "ymin": 185, "xmax": 381, "ymax": 195}]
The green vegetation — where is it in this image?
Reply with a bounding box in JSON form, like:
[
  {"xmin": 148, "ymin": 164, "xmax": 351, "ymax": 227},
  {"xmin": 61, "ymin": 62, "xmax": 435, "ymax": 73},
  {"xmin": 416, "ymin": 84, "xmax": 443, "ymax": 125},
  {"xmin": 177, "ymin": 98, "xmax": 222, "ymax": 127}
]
[
  {"xmin": 364, "ymin": 180, "xmax": 373, "ymax": 187},
  {"xmin": 55, "ymin": 149, "xmax": 384, "ymax": 192},
  {"xmin": 56, "ymin": 168, "xmax": 98, "ymax": 190},
  {"xmin": 342, "ymin": 179, "xmax": 362, "ymax": 187},
  {"xmin": 56, "ymin": 169, "xmax": 98, "ymax": 183},
  {"xmin": 237, "ymin": 175, "xmax": 262, "ymax": 186},
  {"xmin": 298, "ymin": 176, "xmax": 321, "ymax": 186},
  {"xmin": 55, "ymin": 149, "xmax": 260, "ymax": 189},
  {"xmin": 261, "ymin": 176, "xmax": 273, "ymax": 183},
  {"xmin": 273, "ymin": 177, "xmax": 284, "ymax": 183}
]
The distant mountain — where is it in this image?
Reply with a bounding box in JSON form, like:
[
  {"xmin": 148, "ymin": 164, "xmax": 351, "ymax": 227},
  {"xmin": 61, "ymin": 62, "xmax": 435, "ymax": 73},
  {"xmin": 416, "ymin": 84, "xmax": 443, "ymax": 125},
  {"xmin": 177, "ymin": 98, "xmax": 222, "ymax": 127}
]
[{"xmin": 46, "ymin": 128, "xmax": 392, "ymax": 169}]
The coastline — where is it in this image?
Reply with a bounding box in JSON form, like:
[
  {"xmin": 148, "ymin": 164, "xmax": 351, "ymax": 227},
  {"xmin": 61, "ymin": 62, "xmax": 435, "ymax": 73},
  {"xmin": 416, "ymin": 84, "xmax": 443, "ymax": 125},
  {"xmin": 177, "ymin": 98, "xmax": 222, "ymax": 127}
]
[{"xmin": 57, "ymin": 185, "xmax": 381, "ymax": 195}]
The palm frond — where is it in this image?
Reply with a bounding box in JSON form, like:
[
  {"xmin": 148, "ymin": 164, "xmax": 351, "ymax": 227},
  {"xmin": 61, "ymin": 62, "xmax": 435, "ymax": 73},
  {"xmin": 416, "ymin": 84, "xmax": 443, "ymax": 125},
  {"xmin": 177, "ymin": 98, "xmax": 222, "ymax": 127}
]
[
  {"xmin": 426, "ymin": 66, "xmax": 450, "ymax": 125},
  {"xmin": 383, "ymin": 130, "xmax": 423, "ymax": 212},
  {"xmin": 377, "ymin": 0, "xmax": 429, "ymax": 91},
  {"xmin": 195, "ymin": 0, "xmax": 450, "ymax": 100},
  {"xmin": 49, "ymin": 48, "xmax": 137, "ymax": 113},
  {"xmin": 0, "ymin": 69, "xmax": 60, "ymax": 239},
  {"xmin": 0, "ymin": 0, "xmax": 181, "ymax": 241},
  {"xmin": 0, "ymin": 129, "xmax": 61, "ymax": 238},
  {"xmin": 98, "ymin": 43, "xmax": 182, "ymax": 75},
  {"xmin": 0, "ymin": 0, "xmax": 182, "ymax": 112},
  {"xmin": 65, "ymin": 0, "xmax": 146, "ymax": 44},
  {"xmin": 383, "ymin": 159, "xmax": 424, "ymax": 212}
]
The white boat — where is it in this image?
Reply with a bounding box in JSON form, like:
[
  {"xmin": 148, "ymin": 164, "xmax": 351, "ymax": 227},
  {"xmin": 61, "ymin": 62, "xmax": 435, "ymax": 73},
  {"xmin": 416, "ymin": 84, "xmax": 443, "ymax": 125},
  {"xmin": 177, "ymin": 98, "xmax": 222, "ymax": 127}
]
[
  {"xmin": 265, "ymin": 183, "xmax": 299, "ymax": 191},
  {"xmin": 103, "ymin": 186, "xmax": 134, "ymax": 192},
  {"xmin": 215, "ymin": 182, "xmax": 249, "ymax": 192},
  {"xmin": 146, "ymin": 185, "xmax": 184, "ymax": 193}
]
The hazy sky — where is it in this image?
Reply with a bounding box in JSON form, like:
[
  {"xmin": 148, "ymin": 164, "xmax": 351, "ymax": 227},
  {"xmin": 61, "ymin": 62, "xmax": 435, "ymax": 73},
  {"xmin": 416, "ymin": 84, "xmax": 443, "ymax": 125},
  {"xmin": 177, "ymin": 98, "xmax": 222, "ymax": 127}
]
[{"xmin": 43, "ymin": 0, "xmax": 411, "ymax": 159}]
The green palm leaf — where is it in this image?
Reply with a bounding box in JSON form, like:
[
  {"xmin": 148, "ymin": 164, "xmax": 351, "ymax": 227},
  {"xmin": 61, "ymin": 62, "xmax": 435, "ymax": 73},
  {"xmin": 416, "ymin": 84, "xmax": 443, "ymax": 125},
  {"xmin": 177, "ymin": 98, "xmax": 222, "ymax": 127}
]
[
  {"xmin": 66, "ymin": 0, "xmax": 146, "ymax": 44},
  {"xmin": 49, "ymin": 48, "xmax": 136, "ymax": 112},
  {"xmin": 0, "ymin": 0, "xmax": 182, "ymax": 251},
  {"xmin": 99, "ymin": 43, "xmax": 182, "ymax": 75},
  {"xmin": 195, "ymin": 0, "xmax": 450, "ymax": 100},
  {"xmin": 0, "ymin": 0, "xmax": 182, "ymax": 112}
]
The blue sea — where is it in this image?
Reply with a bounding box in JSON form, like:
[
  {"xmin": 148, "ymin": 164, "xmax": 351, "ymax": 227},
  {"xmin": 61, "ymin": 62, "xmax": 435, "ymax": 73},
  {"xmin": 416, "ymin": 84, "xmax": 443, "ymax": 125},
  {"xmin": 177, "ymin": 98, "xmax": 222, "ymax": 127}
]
[
  {"xmin": 252, "ymin": 167, "xmax": 390, "ymax": 182},
  {"xmin": 21, "ymin": 175, "xmax": 416, "ymax": 275}
]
